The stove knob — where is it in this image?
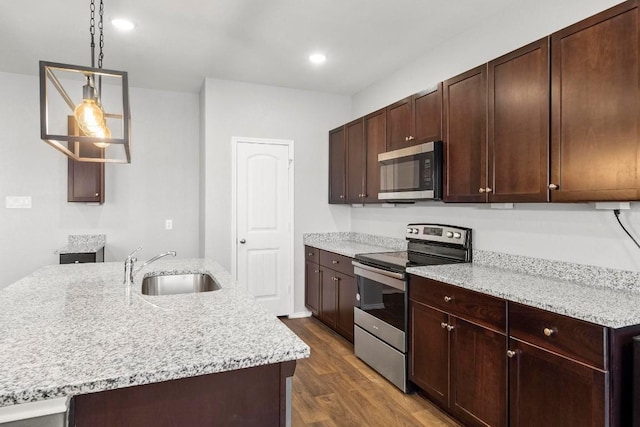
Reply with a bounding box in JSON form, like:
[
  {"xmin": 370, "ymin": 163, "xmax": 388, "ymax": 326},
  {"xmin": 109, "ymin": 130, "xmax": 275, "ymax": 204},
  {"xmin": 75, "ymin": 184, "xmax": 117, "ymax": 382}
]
[
  {"xmin": 446, "ymin": 231, "xmax": 454, "ymax": 238},
  {"xmin": 406, "ymin": 228, "xmax": 413, "ymax": 234},
  {"xmin": 412, "ymin": 228, "xmax": 419, "ymax": 234},
  {"xmin": 453, "ymin": 232, "xmax": 462, "ymax": 239}
]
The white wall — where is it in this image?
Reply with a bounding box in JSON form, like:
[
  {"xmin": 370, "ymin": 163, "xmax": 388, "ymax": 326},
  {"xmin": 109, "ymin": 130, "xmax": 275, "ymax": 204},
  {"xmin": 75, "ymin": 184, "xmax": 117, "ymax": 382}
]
[
  {"xmin": 201, "ymin": 78, "xmax": 351, "ymax": 314},
  {"xmin": 0, "ymin": 71, "xmax": 201, "ymax": 288},
  {"xmin": 350, "ymin": 0, "xmax": 640, "ymax": 272}
]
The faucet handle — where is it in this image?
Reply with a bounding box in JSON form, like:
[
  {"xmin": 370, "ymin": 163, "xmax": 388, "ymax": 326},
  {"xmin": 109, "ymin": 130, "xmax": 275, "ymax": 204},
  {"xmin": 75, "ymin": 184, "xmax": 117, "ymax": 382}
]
[{"xmin": 127, "ymin": 246, "xmax": 143, "ymax": 260}]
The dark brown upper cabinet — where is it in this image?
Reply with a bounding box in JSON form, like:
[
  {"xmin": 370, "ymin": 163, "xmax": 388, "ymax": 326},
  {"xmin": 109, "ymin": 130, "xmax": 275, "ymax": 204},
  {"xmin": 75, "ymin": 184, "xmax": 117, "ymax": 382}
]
[
  {"xmin": 386, "ymin": 85, "xmax": 442, "ymax": 152},
  {"xmin": 443, "ymin": 65, "xmax": 488, "ymax": 203},
  {"xmin": 328, "ymin": 126, "xmax": 346, "ymax": 204},
  {"xmin": 363, "ymin": 109, "xmax": 387, "ymax": 203},
  {"xmin": 345, "ymin": 118, "xmax": 366, "ymax": 203},
  {"xmin": 550, "ymin": 0, "xmax": 640, "ymax": 201},
  {"xmin": 67, "ymin": 117, "xmax": 105, "ymax": 204},
  {"xmin": 488, "ymin": 38, "xmax": 550, "ymax": 203}
]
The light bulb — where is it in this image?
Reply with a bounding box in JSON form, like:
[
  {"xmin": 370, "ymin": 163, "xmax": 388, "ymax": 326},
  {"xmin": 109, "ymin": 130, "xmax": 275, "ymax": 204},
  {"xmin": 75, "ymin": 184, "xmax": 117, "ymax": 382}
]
[
  {"xmin": 93, "ymin": 121, "xmax": 111, "ymax": 148},
  {"xmin": 74, "ymin": 82, "xmax": 106, "ymax": 137}
]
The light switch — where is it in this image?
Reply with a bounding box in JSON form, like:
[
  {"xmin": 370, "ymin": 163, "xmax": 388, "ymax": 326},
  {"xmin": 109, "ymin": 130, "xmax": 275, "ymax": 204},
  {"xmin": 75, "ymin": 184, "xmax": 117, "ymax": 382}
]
[
  {"xmin": 165, "ymin": 219, "xmax": 173, "ymax": 230},
  {"xmin": 6, "ymin": 196, "xmax": 32, "ymax": 209}
]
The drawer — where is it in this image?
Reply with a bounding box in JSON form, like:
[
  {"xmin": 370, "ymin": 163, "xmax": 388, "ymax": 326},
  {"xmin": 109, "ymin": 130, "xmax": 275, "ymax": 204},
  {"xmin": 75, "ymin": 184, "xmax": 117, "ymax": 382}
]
[
  {"xmin": 509, "ymin": 302, "xmax": 606, "ymax": 369},
  {"xmin": 305, "ymin": 246, "xmax": 319, "ymax": 264},
  {"xmin": 319, "ymin": 250, "xmax": 354, "ymax": 277},
  {"xmin": 409, "ymin": 275, "xmax": 506, "ymax": 333},
  {"xmin": 60, "ymin": 253, "xmax": 97, "ymax": 264}
]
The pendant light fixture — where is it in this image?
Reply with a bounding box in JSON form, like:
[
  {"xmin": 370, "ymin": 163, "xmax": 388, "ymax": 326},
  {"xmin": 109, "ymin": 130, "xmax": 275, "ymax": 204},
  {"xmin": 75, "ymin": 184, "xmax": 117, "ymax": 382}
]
[{"xmin": 39, "ymin": 0, "xmax": 131, "ymax": 163}]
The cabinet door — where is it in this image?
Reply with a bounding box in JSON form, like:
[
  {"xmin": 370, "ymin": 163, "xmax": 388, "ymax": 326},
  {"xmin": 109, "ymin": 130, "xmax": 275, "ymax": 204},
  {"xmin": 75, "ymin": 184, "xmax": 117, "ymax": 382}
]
[
  {"xmin": 508, "ymin": 338, "xmax": 607, "ymax": 427},
  {"xmin": 488, "ymin": 38, "xmax": 549, "ymax": 203},
  {"xmin": 443, "ymin": 65, "xmax": 488, "ymax": 202},
  {"xmin": 335, "ymin": 272, "xmax": 356, "ymax": 342},
  {"xmin": 550, "ymin": 1, "xmax": 640, "ymax": 201},
  {"xmin": 67, "ymin": 117, "xmax": 104, "ymax": 203},
  {"xmin": 386, "ymin": 96, "xmax": 412, "ymax": 151},
  {"xmin": 328, "ymin": 126, "xmax": 346, "ymax": 204},
  {"xmin": 304, "ymin": 260, "xmax": 320, "ymax": 316},
  {"xmin": 363, "ymin": 109, "xmax": 386, "ymax": 203},
  {"xmin": 319, "ymin": 267, "xmax": 338, "ymax": 328},
  {"xmin": 345, "ymin": 119, "xmax": 365, "ymax": 203},
  {"xmin": 450, "ymin": 317, "xmax": 507, "ymax": 427},
  {"xmin": 409, "ymin": 301, "xmax": 450, "ymax": 407},
  {"xmin": 413, "ymin": 84, "xmax": 442, "ymax": 144}
]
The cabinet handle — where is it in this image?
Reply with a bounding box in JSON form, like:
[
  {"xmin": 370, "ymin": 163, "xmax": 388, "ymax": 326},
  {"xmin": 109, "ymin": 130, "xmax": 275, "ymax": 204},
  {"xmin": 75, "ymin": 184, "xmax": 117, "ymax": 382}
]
[
  {"xmin": 95, "ymin": 192, "xmax": 99, "ymax": 197},
  {"xmin": 485, "ymin": 187, "xmax": 492, "ymax": 193},
  {"xmin": 478, "ymin": 188, "xmax": 486, "ymax": 193},
  {"xmin": 332, "ymin": 260, "xmax": 338, "ymax": 264},
  {"xmin": 548, "ymin": 184, "xmax": 559, "ymax": 190},
  {"xmin": 446, "ymin": 324, "xmax": 455, "ymax": 332},
  {"xmin": 507, "ymin": 350, "xmax": 517, "ymax": 358},
  {"xmin": 308, "ymin": 252, "xmax": 313, "ymax": 256},
  {"xmin": 314, "ymin": 270, "xmax": 319, "ymax": 273},
  {"xmin": 543, "ymin": 327, "xmax": 555, "ymax": 337},
  {"xmin": 409, "ymin": 136, "xmax": 415, "ymax": 141},
  {"xmin": 440, "ymin": 322, "xmax": 448, "ymax": 329},
  {"xmin": 443, "ymin": 296, "xmax": 453, "ymax": 302},
  {"xmin": 339, "ymin": 195, "xmax": 345, "ymax": 199},
  {"xmin": 405, "ymin": 136, "xmax": 409, "ymax": 141},
  {"xmin": 74, "ymin": 260, "xmax": 80, "ymax": 264}
]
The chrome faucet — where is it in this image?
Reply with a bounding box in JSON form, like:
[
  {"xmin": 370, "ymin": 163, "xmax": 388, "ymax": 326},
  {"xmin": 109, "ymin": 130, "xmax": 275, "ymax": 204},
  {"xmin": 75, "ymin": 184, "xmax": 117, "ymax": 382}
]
[{"xmin": 123, "ymin": 246, "xmax": 177, "ymax": 286}]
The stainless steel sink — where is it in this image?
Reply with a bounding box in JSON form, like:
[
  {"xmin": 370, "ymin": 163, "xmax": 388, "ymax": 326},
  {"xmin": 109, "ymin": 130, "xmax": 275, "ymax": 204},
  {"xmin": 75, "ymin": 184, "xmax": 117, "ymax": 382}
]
[{"xmin": 141, "ymin": 273, "xmax": 221, "ymax": 296}]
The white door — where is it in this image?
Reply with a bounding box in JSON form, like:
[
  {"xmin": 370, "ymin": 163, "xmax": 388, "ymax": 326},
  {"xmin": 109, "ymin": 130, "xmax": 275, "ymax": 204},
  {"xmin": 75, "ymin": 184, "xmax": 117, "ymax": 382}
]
[{"xmin": 235, "ymin": 139, "xmax": 293, "ymax": 316}]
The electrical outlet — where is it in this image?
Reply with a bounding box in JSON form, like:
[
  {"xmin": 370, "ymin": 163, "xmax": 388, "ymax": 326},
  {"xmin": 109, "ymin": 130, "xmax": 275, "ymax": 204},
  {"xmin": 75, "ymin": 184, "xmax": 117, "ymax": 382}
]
[
  {"xmin": 6, "ymin": 196, "xmax": 32, "ymax": 209},
  {"xmin": 165, "ymin": 219, "xmax": 173, "ymax": 230}
]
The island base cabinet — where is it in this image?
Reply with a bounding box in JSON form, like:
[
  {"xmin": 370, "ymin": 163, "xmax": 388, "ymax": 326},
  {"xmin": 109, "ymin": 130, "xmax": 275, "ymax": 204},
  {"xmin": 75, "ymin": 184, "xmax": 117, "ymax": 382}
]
[
  {"xmin": 71, "ymin": 361, "xmax": 296, "ymax": 427},
  {"xmin": 508, "ymin": 339, "xmax": 607, "ymax": 427}
]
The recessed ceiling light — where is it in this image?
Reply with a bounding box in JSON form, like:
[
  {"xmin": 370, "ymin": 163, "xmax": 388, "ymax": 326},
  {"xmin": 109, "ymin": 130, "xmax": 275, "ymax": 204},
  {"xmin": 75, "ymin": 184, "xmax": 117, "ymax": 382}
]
[
  {"xmin": 112, "ymin": 18, "xmax": 135, "ymax": 31},
  {"xmin": 309, "ymin": 53, "xmax": 327, "ymax": 64}
]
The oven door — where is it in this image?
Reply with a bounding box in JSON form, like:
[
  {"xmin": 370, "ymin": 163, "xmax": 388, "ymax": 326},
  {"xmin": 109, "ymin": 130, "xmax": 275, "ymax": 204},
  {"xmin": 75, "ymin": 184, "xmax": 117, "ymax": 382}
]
[
  {"xmin": 353, "ymin": 262, "xmax": 407, "ymax": 352},
  {"xmin": 378, "ymin": 141, "xmax": 442, "ymax": 200}
]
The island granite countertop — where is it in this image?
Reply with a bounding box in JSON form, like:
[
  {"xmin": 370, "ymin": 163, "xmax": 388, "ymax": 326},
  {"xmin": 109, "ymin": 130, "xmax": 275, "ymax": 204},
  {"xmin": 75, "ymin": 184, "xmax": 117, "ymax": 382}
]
[{"xmin": 0, "ymin": 259, "xmax": 309, "ymax": 407}]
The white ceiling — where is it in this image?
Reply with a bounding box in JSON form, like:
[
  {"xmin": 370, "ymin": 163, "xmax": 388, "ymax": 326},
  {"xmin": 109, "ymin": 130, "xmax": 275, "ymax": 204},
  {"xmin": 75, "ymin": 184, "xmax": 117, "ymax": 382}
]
[{"xmin": 0, "ymin": 0, "xmax": 523, "ymax": 95}]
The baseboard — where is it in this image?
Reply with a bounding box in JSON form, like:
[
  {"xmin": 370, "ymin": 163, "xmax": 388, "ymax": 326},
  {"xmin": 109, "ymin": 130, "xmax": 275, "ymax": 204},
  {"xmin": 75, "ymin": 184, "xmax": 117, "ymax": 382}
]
[{"xmin": 287, "ymin": 311, "xmax": 312, "ymax": 319}]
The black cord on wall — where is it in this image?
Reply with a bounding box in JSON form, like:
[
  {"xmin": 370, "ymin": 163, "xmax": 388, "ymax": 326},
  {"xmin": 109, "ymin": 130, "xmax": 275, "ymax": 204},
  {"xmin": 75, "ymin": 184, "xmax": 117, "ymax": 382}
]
[{"xmin": 613, "ymin": 209, "xmax": 640, "ymax": 251}]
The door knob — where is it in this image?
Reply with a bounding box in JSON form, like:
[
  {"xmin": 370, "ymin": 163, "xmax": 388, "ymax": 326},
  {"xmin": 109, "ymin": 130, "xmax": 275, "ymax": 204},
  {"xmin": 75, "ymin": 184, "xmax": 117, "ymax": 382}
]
[{"xmin": 239, "ymin": 239, "xmax": 246, "ymax": 244}]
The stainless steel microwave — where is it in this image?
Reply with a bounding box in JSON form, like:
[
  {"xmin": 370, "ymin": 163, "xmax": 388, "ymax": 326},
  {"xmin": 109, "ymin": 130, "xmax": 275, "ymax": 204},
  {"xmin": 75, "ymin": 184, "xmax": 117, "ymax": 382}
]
[{"xmin": 378, "ymin": 141, "xmax": 443, "ymax": 201}]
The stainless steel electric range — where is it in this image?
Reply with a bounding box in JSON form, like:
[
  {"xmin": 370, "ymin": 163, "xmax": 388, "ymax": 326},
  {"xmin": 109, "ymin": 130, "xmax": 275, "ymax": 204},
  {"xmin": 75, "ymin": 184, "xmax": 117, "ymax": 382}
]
[{"xmin": 352, "ymin": 223, "xmax": 472, "ymax": 392}]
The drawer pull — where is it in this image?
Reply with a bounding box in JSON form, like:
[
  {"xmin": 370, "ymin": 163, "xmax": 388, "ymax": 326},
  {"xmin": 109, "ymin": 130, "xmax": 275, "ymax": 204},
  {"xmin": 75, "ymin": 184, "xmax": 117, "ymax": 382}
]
[
  {"xmin": 314, "ymin": 270, "xmax": 319, "ymax": 273},
  {"xmin": 308, "ymin": 252, "xmax": 313, "ymax": 256},
  {"xmin": 446, "ymin": 324, "xmax": 455, "ymax": 332},
  {"xmin": 543, "ymin": 327, "xmax": 555, "ymax": 337},
  {"xmin": 443, "ymin": 296, "xmax": 453, "ymax": 302},
  {"xmin": 332, "ymin": 260, "xmax": 339, "ymax": 264},
  {"xmin": 507, "ymin": 350, "xmax": 517, "ymax": 358},
  {"xmin": 440, "ymin": 322, "xmax": 448, "ymax": 329}
]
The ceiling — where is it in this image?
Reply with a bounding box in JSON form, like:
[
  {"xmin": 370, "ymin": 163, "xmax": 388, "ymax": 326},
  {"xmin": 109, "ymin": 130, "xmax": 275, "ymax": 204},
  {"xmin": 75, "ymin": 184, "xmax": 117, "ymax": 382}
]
[{"xmin": 0, "ymin": 0, "xmax": 524, "ymax": 95}]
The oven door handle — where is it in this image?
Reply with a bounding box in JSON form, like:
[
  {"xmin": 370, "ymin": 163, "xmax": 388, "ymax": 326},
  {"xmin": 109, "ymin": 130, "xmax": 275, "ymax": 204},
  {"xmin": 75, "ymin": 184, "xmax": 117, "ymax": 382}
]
[{"xmin": 352, "ymin": 261, "xmax": 406, "ymax": 292}]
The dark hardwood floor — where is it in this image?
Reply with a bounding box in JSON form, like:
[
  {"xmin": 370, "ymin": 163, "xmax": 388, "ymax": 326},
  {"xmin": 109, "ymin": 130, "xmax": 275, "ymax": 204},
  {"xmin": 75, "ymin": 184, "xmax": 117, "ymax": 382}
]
[{"xmin": 281, "ymin": 316, "xmax": 460, "ymax": 427}]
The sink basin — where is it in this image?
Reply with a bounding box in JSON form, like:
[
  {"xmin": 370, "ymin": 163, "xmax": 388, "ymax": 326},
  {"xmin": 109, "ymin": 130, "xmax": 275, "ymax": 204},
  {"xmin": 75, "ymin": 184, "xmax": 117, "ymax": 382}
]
[{"xmin": 141, "ymin": 273, "xmax": 221, "ymax": 296}]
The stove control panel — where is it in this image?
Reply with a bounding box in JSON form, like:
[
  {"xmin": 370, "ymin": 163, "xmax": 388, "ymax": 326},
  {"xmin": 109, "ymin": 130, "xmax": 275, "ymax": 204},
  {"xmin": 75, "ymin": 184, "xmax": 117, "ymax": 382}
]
[{"xmin": 406, "ymin": 223, "xmax": 470, "ymax": 246}]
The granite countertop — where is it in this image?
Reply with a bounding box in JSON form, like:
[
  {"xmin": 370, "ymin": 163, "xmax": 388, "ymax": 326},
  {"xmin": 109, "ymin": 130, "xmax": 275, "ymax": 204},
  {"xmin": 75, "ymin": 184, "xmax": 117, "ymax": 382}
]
[
  {"xmin": 55, "ymin": 234, "xmax": 106, "ymax": 254},
  {"xmin": 0, "ymin": 259, "xmax": 309, "ymax": 407},
  {"xmin": 408, "ymin": 253, "xmax": 640, "ymax": 329},
  {"xmin": 303, "ymin": 232, "xmax": 407, "ymax": 257}
]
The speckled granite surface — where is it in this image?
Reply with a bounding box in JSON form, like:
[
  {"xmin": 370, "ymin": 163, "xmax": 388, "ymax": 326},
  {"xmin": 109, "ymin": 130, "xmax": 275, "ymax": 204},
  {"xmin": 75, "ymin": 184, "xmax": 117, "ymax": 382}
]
[
  {"xmin": 303, "ymin": 232, "xmax": 406, "ymax": 257},
  {"xmin": 0, "ymin": 259, "xmax": 309, "ymax": 407},
  {"xmin": 55, "ymin": 234, "xmax": 106, "ymax": 254},
  {"xmin": 408, "ymin": 258, "xmax": 640, "ymax": 329}
]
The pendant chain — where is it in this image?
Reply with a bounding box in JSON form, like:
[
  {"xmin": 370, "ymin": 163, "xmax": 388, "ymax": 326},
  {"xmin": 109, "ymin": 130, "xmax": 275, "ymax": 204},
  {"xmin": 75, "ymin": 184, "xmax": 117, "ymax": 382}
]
[
  {"xmin": 88, "ymin": 0, "xmax": 104, "ymax": 69},
  {"xmin": 98, "ymin": 0, "xmax": 104, "ymax": 69}
]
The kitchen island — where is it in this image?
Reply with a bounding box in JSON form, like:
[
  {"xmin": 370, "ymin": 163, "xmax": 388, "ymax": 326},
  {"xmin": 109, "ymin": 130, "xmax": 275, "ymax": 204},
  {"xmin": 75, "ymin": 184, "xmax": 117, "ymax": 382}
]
[{"xmin": 0, "ymin": 259, "xmax": 309, "ymax": 426}]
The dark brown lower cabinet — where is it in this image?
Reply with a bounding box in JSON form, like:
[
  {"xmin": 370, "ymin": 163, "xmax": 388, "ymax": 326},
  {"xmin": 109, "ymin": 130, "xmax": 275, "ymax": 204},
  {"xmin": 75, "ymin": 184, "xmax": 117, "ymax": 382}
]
[
  {"xmin": 409, "ymin": 301, "xmax": 507, "ymax": 427},
  {"xmin": 304, "ymin": 260, "xmax": 320, "ymax": 316},
  {"xmin": 336, "ymin": 273, "xmax": 356, "ymax": 342},
  {"xmin": 72, "ymin": 361, "xmax": 296, "ymax": 427},
  {"xmin": 304, "ymin": 247, "xmax": 356, "ymax": 342},
  {"xmin": 319, "ymin": 267, "xmax": 338, "ymax": 328},
  {"xmin": 508, "ymin": 338, "xmax": 606, "ymax": 427}
]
